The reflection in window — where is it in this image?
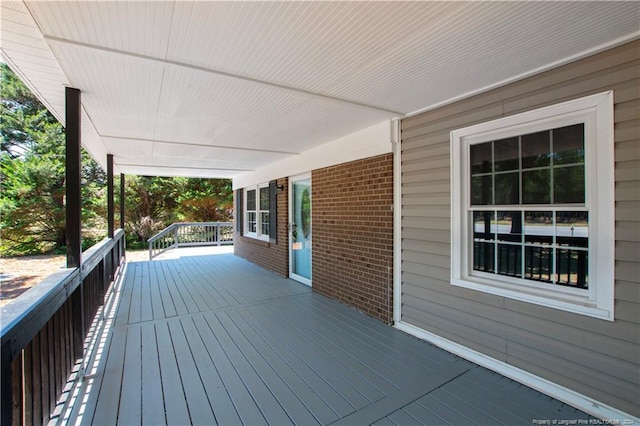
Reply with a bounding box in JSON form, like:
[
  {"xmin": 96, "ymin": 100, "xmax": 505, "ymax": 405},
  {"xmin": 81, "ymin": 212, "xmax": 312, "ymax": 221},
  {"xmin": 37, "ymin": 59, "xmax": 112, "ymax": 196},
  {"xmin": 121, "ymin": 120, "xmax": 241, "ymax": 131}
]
[
  {"xmin": 494, "ymin": 137, "xmax": 519, "ymax": 171},
  {"xmin": 554, "ymin": 165, "xmax": 585, "ymax": 203},
  {"xmin": 495, "ymin": 173, "xmax": 519, "ymax": 204},
  {"xmin": 522, "ymin": 130, "xmax": 550, "ymax": 168},
  {"xmin": 261, "ymin": 212, "xmax": 269, "ymax": 235},
  {"xmin": 246, "ymin": 189, "xmax": 257, "ymax": 233},
  {"xmin": 468, "ymin": 122, "xmax": 588, "ymax": 290},
  {"xmin": 245, "ymin": 185, "xmax": 270, "ymax": 239},
  {"xmin": 246, "ymin": 190, "xmax": 256, "ymax": 210},
  {"xmin": 473, "ymin": 211, "xmax": 495, "ymax": 273},
  {"xmin": 260, "ymin": 187, "xmax": 269, "ymax": 210},
  {"xmin": 472, "ymin": 209, "xmax": 588, "ymax": 288},
  {"xmin": 247, "ymin": 212, "xmax": 257, "ymax": 233},
  {"xmin": 469, "ymin": 123, "xmax": 585, "ymax": 207}
]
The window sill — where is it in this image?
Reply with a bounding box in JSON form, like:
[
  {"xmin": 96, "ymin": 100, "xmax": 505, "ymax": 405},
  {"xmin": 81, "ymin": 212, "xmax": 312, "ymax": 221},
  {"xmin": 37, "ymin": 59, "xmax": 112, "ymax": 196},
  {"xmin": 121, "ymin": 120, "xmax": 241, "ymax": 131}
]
[
  {"xmin": 451, "ymin": 276, "xmax": 613, "ymax": 321},
  {"xmin": 239, "ymin": 235, "xmax": 272, "ymax": 248}
]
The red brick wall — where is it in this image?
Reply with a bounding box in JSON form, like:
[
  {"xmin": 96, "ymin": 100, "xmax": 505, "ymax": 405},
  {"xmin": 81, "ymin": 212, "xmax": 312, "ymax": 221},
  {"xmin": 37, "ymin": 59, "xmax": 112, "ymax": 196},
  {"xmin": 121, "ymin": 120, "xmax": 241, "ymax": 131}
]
[
  {"xmin": 234, "ymin": 177, "xmax": 289, "ymax": 277},
  {"xmin": 312, "ymin": 154, "xmax": 394, "ymax": 323},
  {"xmin": 234, "ymin": 154, "xmax": 394, "ymax": 323}
]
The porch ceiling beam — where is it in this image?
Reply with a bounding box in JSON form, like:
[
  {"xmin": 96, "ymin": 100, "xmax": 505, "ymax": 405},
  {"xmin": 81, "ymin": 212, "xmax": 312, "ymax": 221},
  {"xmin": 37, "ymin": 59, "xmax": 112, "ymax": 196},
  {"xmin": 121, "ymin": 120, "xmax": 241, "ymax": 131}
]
[
  {"xmin": 101, "ymin": 135, "xmax": 300, "ymax": 156},
  {"xmin": 43, "ymin": 35, "xmax": 405, "ymax": 117},
  {"xmin": 115, "ymin": 162, "xmax": 254, "ymax": 173}
]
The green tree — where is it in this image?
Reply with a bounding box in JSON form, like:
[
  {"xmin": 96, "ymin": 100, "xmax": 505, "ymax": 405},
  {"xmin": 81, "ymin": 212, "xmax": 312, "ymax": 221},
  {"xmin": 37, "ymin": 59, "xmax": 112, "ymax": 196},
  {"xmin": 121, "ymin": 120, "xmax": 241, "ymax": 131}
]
[
  {"xmin": 1, "ymin": 64, "xmax": 50, "ymax": 156},
  {"xmin": 1, "ymin": 63, "xmax": 106, "ymax": 255},
  {"xmin": 175, "ymin": 178, "xmax": 233, "ymax": 222},
  {"xmin": 1, "ymin": 63, "xmax": 233, "ymax": 254},
  {"xmin": 122, "ymin": 175, "xmax": 179, "ymax": 244},
  {"xmin": 121, "ymin": 176, "xmax": 232, "ymax": 247}
]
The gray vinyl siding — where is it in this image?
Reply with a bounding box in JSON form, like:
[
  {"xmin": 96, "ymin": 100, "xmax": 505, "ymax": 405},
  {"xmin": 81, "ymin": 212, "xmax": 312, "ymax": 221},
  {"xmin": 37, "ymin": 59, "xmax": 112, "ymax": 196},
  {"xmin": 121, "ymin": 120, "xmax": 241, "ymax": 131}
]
[{"xmin": 400, "ymin": 40, "xmax": 639, "ymax": 416}]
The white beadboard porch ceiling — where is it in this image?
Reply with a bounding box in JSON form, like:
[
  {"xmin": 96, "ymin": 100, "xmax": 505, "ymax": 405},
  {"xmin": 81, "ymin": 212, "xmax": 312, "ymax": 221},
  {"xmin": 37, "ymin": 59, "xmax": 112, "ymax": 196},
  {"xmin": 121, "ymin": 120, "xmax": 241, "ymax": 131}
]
[{"xmin": 1, "ymin": 1, "xmax": 638, "ymax": 178}]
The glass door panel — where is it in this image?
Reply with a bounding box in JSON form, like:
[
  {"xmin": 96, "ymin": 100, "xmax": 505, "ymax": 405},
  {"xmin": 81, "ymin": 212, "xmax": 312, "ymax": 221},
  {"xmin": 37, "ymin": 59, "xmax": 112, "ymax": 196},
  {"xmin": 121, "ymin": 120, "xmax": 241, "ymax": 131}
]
[{"xmin": 290, "ymin": 176, "xmax": 311, "ymax": 285}]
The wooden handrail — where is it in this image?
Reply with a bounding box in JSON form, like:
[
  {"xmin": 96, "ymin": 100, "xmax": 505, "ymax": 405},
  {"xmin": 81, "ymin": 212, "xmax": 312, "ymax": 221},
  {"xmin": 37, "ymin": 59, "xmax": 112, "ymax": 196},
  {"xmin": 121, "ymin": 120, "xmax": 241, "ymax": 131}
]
[{"xmin": 0, "ymin": 229, "xmax": 126, "ymax": 425}]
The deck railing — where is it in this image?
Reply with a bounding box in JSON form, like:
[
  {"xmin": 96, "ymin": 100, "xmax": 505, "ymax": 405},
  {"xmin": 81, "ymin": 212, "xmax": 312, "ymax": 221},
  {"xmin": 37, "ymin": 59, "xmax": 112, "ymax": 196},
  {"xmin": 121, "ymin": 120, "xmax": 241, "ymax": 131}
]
[
  {"xmin": 0, "ymin": 229, "xmax": 126, "ymax": 425},
  {"xmin": 148, "ymin": 222, "xmax": 233, "ymax": 260}
]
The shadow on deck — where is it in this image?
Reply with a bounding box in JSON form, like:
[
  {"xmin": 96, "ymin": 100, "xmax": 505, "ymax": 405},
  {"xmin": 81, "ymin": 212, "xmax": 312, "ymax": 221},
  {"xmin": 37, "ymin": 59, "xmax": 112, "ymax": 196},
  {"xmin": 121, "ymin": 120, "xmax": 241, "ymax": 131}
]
[{"xmin": 60, "ymin": 249, "xmax": 591, "ymax": 425}]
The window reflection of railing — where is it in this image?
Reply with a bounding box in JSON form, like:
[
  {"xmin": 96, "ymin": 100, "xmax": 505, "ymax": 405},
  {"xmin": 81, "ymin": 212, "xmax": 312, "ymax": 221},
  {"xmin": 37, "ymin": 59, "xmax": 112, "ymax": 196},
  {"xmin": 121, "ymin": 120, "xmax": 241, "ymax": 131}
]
[{"xmin": 473, "ymin": 233, "xmax": 588, "ymax": 289}]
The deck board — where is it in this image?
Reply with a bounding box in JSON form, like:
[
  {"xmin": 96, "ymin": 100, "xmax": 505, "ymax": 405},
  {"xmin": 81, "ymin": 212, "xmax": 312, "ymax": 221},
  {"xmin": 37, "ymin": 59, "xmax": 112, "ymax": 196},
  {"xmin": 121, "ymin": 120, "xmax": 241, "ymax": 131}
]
[
  {"xmin": 126, "ymin": 266, "xmax": 142, "ymax": 325},
  {"xmin": 401, "ymin": 398, "xmax": 445, "ymax": 425},
  {"xmin": 228, "ymin": 307, "xmax": 346, "ymax": 424},
  {"xmin": 278, "ymin": 296, "xmax": 429, "ymax": 383},
  {"xmin": 437, "ymin": 373, "xmax": 534, "ymax": 424},
  {"xmin": 385, "ymin": 408, "xmax": 424, "ymax": 425},
  {"xmin": 159, "ymin": 261, "xmax": 189, "ymax": 317},
  {"xmin": 180, "ymin": 317, "xmax": 242, "ymax": 426},
  {"xmin": 139, "ymin": 263, "xmax": 154, "ymax": 323},
  {"xmin": 217, "ymin": 311, "xmax": 320, "ymax": 425},
  {"xmin": 241, "ymin": 304, "xmax": 369, "ymax": 412},
  {"xmin": 140, "ymin": 324, "xmax": 165, "ymax": 426},
  {"xmin": 148, "ymin": 262, "xmax": 166, "ymax": 320},
  {"xmin": 155, "ymin": 321, "xmax": 193, "ymax": 425},
  {"xmin": 192, "ymin": 315, "xmax": 267, "ymax": 425},
  {"xmin": 206, "ymin": 312, "xmax": 294, "ymax": 425},
  {"xmin": 114, "ymin": 265, "xmax": 135, "ymax": 328},
  {"xmin": 63, "ymin": 250, "xmax": 595, "ymax": 425},
  {"xmin": 262, "ymin": 300, "xmax": 390, "ymax": 402},
  {"xmin": 117, "ymin": 324, "xmax": 142, "ymax": 426},
  {"xmin": 167, "ymin": 319, "xmax": 217, "ymax": 425},
  {"xmin": 315, "ymin": 296, "xmax": 459, "ymax": 368},
  {"xmin": 90, "ymin": 324, "xmax": 126, "ymax": 425},
  {"xmin": 426, "ymin": 388, "xmax": 503, "ymax": 425}
]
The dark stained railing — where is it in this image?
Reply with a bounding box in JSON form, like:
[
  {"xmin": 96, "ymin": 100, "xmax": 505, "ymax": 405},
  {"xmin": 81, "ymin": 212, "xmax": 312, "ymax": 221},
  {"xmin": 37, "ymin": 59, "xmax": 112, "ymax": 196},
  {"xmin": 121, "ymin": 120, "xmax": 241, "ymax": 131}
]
[
  {"xmin": 0, "ymin": 229, "xmax": 125, "ymax": 425},
  {"xmin": 148, "ymin": 222, "xmax": 233, "ymax": 260}
]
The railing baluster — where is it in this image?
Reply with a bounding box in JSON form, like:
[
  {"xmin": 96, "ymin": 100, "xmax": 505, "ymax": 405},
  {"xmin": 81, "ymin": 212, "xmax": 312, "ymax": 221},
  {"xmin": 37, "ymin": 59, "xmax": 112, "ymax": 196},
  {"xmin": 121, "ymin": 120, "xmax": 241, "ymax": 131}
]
[
  {"xmin": 39, "ymin": 326, "xmax": 50, "ymax": 424},
  {"xmin": 1, "ymin": 346, "xmax": 12, "ymax": 425},
  {"xmin": 63, "ymin": 300, "xmax": 72, "ymax": 384},
  {"xmin": 47, "ymin": 320, "xmax": 56, "ymax": 417},
  {"xmin": 23, "ymin": 343, "xmax": 33, "ymax": 425},
  {"xmin": 30, "ymin": 335, "xmax": 42, "ymax": 425},
  {"xmin": 53, "ymin": 310, "xmax": 62, "ymax": 402},
  {"xmin": 12, "ymin": 355, "xmax": 23, "ymax": 426}
]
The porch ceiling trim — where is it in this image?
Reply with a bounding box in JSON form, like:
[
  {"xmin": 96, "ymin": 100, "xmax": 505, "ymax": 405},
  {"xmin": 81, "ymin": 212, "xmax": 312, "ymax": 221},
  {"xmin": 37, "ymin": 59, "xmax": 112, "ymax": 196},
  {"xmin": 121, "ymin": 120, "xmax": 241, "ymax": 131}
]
[
  {"xmin": 2, "ymin": 1, "xmax": 638, "ymax": 180},
  {"xmin": 100, "ymin": 135, "xmax": 300, "ymax": 156},
  {"xmin": 44, "ymin": 35, "xmax": 405, "ymax": 117}
]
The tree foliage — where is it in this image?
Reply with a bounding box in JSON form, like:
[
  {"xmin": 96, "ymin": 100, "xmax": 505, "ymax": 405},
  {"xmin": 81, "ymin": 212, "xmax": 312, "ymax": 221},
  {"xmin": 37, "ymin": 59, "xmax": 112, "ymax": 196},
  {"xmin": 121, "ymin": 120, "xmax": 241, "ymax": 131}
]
[
  {"xmin": 1, "ymin": 63, "xmax": 108, "ymax": 255},
  {"xmin": 1, "ymin": 63, "xmax": 233, "ymax": 255},
  {"xmin": 121, "ymin": 176, "xmax": 233, "ymax": 246}
]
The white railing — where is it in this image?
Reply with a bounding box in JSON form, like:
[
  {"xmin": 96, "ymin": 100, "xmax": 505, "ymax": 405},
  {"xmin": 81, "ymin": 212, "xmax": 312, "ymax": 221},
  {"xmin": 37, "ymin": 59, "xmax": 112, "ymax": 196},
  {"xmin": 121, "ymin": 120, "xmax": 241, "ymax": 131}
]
[{"xmin": 148, "ymin": 222, "xmax": 233, "ymax": 260}]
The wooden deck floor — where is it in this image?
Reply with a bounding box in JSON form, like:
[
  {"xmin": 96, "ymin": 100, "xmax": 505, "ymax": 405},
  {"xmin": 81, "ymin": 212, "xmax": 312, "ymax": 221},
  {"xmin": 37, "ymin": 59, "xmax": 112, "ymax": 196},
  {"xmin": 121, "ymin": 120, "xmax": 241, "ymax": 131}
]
[{"xmin": 61, "ymin": 251, "xmax": 592, "ymax": 425}]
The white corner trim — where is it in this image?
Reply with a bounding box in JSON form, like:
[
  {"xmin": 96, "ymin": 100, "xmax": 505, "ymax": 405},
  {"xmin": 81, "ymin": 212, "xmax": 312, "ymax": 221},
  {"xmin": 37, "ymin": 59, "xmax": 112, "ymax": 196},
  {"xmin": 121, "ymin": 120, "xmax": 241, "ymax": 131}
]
[
  {"xmin": 233, "ymin": 120, "xmax": 392, "ymax": 189},
  {"xmin": 395, "ymin": 320, "xmax": 640, "ymax": 423},
  {"xmin": 392, "ymin": 118, "xmax": 402, "ymax": 325}
]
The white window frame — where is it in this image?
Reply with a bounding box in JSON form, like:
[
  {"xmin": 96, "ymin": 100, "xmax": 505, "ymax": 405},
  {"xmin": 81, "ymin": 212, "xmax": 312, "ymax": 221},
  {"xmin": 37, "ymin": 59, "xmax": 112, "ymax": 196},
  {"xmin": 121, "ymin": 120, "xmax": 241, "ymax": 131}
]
[
  {"xmin": 244, "ymin": 183, "xmax": 270, "ymax": 241},
  {"xmin": 450, "ymin": 91, "xmax": 614, "ymax": 321}
]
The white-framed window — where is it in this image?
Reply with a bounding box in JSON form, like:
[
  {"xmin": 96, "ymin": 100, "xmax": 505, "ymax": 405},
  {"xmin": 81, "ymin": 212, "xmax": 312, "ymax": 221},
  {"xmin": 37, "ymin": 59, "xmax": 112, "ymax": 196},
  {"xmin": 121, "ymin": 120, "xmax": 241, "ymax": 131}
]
[
  {"xmin": 245, "ymin": 183, "xmax": 270, "ymax": 241},
  {"xmin": 450, "ymin": 91, "xmax": 614, "ymax": 320}
]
